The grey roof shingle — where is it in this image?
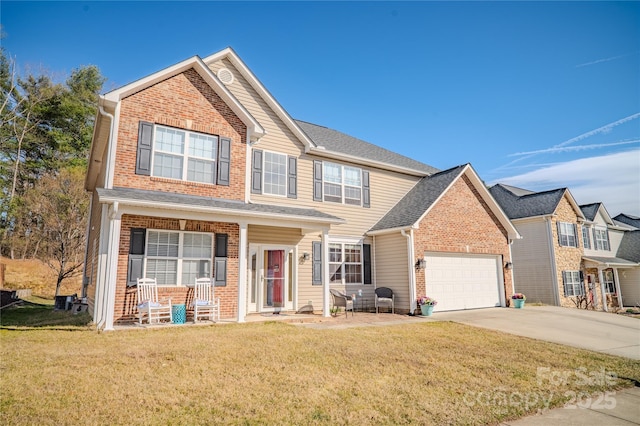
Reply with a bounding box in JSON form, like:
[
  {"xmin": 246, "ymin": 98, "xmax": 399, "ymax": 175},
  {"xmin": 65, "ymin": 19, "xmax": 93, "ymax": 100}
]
[
  {"xmin": 489, "ymin": 184, "xmax": 566, "ymax": 220},
  {"xmin": 617, "ymin": 230, "xmax": 640, "ymax": 263},
  {"xmin": 97, "ymin": 187, "xmax": 344, "ymax": 222},
  {"xmin": 614, "ymin": 213, "xmax": 640, "ymax": 229},
  {"xmin": 295, "ymin": 120, "xmax": 439, "ymax": 175},
  {"xmin": 369, "ymin": 164, "xmax": 466, "ymax": 232},
  {"xmin": 580, "ymin": 203, "xmax": 601, "ymax": 222}
]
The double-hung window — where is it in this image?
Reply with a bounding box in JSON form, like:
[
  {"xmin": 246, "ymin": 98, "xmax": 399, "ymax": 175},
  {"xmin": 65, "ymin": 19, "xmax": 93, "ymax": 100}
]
[
  {"xmin": 251, "ymin": 149, "xmax": 297, "ymax": 198},
  {"xmin": 323, "ymin": 162, "xmax": 362, "ymax": 205},
  {"xmin": 557, "ymin": 222, "xmax": 577, "ymax": 247},
  {"xmin": 328, "ymin": 243, "xmax": 362, "ymax": 284},
  {"xmin": 594, "ymin": 228, "xmax": 610, "ymax": 251},
  {"xmin": 562, "ymin": 271, "xmax": 584, "ymax": 297},
  {"xmin": 145, "ymin": 230, "xmax": 212, "ymax": 286},
  {"xmin": 263, "ymin": 151, "xmax": 287, "ymax": 196},
  {"xmin": 153, "ymin": 126, "xmax": 218, "ymax": 184},
  {"xmin": 582, "ymin": 226, "xmax": 591, "ymax": 249}
]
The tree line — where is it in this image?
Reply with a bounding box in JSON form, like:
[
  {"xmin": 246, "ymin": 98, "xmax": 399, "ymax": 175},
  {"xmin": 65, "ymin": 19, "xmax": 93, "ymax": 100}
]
[{"xmin": 0, "ymin": 48, "xmax": 104, "ymax": 295}]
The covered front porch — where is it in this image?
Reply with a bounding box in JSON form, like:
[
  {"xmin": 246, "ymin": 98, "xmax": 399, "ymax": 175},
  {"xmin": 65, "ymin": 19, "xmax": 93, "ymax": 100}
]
[{"xmin": 583, "ymin": 255, "xmax": 640, "ymax": 310}]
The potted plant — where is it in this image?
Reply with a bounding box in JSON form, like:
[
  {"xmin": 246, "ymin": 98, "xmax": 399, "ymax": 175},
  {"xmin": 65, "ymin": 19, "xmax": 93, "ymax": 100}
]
[
  {"xmin": 417, "ymin": 296, "xmax": 437, "ymax": 316},
  {"xmin": 512, "ymin": 293, "xmax": 526, "ymax": 309}
]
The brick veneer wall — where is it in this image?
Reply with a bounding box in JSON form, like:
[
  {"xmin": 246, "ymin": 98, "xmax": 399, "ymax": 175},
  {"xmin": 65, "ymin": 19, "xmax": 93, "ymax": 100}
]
[
  {"xmin": 113, "ymin": 68, "xmax": 247, "ymax": 199},
  {"xmin": 114, "ymin": 215, "xmax": 239, "ymax": 324},
  {"xmin": 550, "ymin": 195, "xmax": 585, "ymax": 308},
  {"xmin": 413, "ymin": 175, "xmax": 513, "ymax": 311}
]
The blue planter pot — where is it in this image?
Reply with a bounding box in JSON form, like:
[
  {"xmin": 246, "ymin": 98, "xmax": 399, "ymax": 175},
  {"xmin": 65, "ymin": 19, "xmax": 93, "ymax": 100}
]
[
  {"xmin": 513, "ymin": 299, "xmax": 525, "ymax": 309},
  {"xmin": 420, "ymin": 304, "xmax": 434, "ymax": 316}
]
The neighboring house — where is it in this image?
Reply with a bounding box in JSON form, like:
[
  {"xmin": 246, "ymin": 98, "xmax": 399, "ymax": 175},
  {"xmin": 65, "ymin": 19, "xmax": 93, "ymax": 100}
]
[
  {"xmin": 489, "ymin": 183, "xmax": 640, "ymax": 311},
  {"xmin": 83, "ymin": 47, "xmax": 519, "ymax": 330},
  {"xmin": 580, "ymin": 203, "xmax": 640, "ymax": 310},
  {"xmin": 489, "ymin": 184, "xmax": 586, "ymax": 308}
]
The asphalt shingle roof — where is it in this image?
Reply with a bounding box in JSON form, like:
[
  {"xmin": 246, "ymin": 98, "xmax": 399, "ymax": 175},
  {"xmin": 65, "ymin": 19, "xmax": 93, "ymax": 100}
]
[
  {"xmin": 616, "ymin": 230, "xmax": 640, "ymax": 263},
  {"xmin": 489, "ymin": 184, "xmax": 566, "ymax": 220},
  {"xmin": 97, "ymin": 187, "xmax": 344, "ymax": 222},
  {"xmin": 369, "ymin": 164, "xmax": 466, "ymax": 232},
  {"xmin": 295, "ymin": 120, "xmax": 439, "ymax": 175},
  {"xmin": 614, "ymin": 213, "xmax": 640, "ymax": 229},
  {"xmin": 580, "ymin": 203, "xmax": 601, "ymax": 222}
]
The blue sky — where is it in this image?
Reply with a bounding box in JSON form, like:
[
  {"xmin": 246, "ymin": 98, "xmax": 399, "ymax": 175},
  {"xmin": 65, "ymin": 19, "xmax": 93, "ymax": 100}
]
[{"xmin": 2, "ymin": 1, "xmax": 639, "ymax": 215}]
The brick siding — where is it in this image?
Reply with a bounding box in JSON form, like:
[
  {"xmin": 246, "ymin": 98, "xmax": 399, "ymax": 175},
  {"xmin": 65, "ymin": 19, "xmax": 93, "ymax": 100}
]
[
  {"xmin": 114, "ymin": 215, "xmax": 239, "ymax": 324},
  {"xmin": 413, "ymin": 175, "xmax": 513, "ymax": 310},
  {"xmin": 113, "ymin": 68, "xmax": 247, "ymax": 199}
]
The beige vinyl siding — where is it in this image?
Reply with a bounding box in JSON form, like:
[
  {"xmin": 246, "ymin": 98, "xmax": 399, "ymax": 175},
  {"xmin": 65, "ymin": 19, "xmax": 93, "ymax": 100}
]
[
  {"xmin": 608, "ymin": 229, "xmax": 625, "ymax": 254},
  {"xmin": 620, "ymin": 269, "xmax": 640, "ymax": 307},
  {"xmin": 209, "ymin": 58, "xmax": 423, "ymax": 237},
  {"xmin": 84, "ymin": 192, "xmax": 103, "ymax": 314},
  {"xmin": 374, "ymin": 232, "xmax": 410, "ymax": 311},
  {"xmin": 511, "ymin": 219, "xmax": 556, "ymax": 305}
]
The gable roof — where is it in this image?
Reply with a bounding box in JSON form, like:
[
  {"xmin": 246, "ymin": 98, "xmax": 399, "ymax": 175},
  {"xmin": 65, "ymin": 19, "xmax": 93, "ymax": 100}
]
[
  {"xmin": 616, "ymin": 230, "xmax": 640, "ymax": 263},
  {"xmin": 489, "ymin": 184, "xmax": 584, "ymax": 221},
  {"xmin": 579, "ymin": 202, "xmax": 614, "ymax": 224},
  {"xmin": 369, "ymin": 164, "xmax": 519, "ymax": 239},
  {"xmin": 203, "ymin": 48, "xmax": 438, "ymax": 176},
  {"xmin": 614, "ymin": 213, "xmax": 640, "ymax": 229},
  {"xmin": 296, "ymin": 120, "xmax": 439, "ymax": 175}
]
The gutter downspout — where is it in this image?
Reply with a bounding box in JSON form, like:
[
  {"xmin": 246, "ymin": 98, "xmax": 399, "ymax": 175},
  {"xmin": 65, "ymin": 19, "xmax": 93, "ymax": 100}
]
[{"xmin": 401, "ymin": 229, "xmax": 417, "ymax": 314}]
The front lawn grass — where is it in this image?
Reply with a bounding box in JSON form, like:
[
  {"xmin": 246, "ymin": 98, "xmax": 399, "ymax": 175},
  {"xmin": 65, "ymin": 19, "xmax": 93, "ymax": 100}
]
[
  {"xmin": 1, "ymin": 319, "xmax": 638, "ymax": 425},
  {"xmin": 0, "ymin": 300, "xmax": 92, "ymax": 329}
]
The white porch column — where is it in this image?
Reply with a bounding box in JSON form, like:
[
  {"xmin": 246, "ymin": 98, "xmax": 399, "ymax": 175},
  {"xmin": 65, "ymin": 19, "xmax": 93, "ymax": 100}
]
[
  {"xmin": 613, "ymin": 268, "xmax": 623, "ymax": 308},
  {"xmin": 598, "ymin": 267, "xmax": 608, "ymax": 312},
  {"xmin": 101, "ymin": 203, "xmax": 122, "ymax": 331},
  {"xmin": 322, "ymin": 229, "xmax": 330, "ymax": 317},
  {"xmin": 237, "ymin": 222, "xmax": 248, "ymax": 323}
]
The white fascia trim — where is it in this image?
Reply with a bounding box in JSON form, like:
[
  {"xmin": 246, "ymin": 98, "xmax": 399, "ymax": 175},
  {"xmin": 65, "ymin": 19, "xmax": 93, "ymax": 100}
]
[
  {"xmin": 97, "ymin": 196, "xmax": 344, "ymax": 227},
  {"xmin": 203, "ymin": 48, "xmax": 314, "ymax": 149},
  {"xmin": 367, "ymin": 225, "xmax": 416, "ymax": 236},
  {"xmin": 106, "ymin": 102, "xmax": 121, "ymax": 189},
  {"xmin": 512, "ymin": 214, "xmax": 556, "ymax": 223},
  {"xmin": 595, "ymin": 203, "xmax": 615, "ymax": 225},
  {"xmin": 103, "ymin": 55, "xmax": 264, "ymax": 139},
  {"xmin": 308, "ymin": 147, "xmax": 430, "ymax": 177},
  {"xmin": 582, "ymin": 257, "xmax": 639, "ymax": 267}
]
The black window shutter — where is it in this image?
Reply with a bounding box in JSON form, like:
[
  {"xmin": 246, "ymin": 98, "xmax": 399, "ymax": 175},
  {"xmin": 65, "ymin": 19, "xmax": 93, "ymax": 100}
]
[
  {"xmin": 214, "ymin": 233, "xmax": 228, "ymax": 287},
  {"xmin": 605, "ymin": 229, "xmax": 610, "ymax": 250},
  {"xmin": 572, "ymin": 224, "xmax": 577, "ymax": 247},
  {"xmin": 251, "ymin": 149, "xmax": 263, "ymax": 194},
  {"xmin": 136, "ymin": 121, "xmax": 153, "ymax": 176},
  {"xmin": 287, "ymin": 156, "xmax": 297, "ymax": 199},
  {"xmin": 312, "ymin": 241, "xmax": 322, "ymax": 285},
  {"xmin": 217, "ymin": 137, "xmax": 231, "ymax": 186},
  {"xmin": 362, "ymin": 170, "xmax": 370, "ymax": 208},
  {"xmin": 592, "ymin": 228, "xmax": 598, "ymax": 250},
  {"xmin": 363, "ymin": 244, "xmax": 372, "ymax": 284},
  {"xmin": 127, "ymin": 228, "xmax": 146, "ymax": 287},
  {"xmin": 313, "ymin": 160, "xmax": 323, "ymax": 202},
  {"xmin": 556, "ymin": 222, "xmax": 563, "ymax": 246},
  {"xmin": 561, "ymin": 271, "xmax": 568, "ymax": 296}
]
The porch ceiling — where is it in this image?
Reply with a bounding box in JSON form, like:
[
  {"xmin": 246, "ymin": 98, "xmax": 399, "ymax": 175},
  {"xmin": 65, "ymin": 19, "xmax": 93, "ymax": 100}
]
[{"xmin": 582, "ymin": 256, "xmax": 639, "ymax": 267}]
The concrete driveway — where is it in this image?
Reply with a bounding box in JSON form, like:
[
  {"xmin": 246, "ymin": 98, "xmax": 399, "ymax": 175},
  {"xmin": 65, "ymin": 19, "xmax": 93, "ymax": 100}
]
[{"xmin": 432, "ymin": 306, "xmax": 640, "ymax": 360}]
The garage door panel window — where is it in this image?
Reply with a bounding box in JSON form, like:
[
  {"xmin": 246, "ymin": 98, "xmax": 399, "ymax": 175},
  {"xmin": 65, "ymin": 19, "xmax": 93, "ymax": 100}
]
[{"xmin": 562, "ymin": 271, "xmax": 584, "ymax": 297}]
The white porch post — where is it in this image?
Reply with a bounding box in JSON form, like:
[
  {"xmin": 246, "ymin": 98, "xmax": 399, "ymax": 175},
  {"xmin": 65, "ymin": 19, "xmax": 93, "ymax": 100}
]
[
  {"xmin": 598, "ymin": 267, "xmax": 608, "ymax": 312},
  {"xmin": 102, "ymin": 203, "xmax": 122, "ymax": 331},
  {"xmin": 613, "ymin": 268, "xmax": 623, "ymax": 308},
  {"xmin": 322, "ymin": 229, "xmax": 330, "ymax": 317},
  {"xmin": 237, "ymin": 222, "xmax": 248, "ymax": 323}
]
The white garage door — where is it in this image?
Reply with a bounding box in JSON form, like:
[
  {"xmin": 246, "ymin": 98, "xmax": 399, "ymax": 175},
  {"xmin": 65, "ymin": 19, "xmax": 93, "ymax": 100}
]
[{"xmin": 425, "ymin": 253, "xmax": 502, "ymax": 312}]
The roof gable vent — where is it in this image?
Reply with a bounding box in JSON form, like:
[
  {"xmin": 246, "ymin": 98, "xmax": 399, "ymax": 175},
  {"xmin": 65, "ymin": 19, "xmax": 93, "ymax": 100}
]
[{"xmin": 217, "ymin": 68, "xmax": 234, "ymax": 85}]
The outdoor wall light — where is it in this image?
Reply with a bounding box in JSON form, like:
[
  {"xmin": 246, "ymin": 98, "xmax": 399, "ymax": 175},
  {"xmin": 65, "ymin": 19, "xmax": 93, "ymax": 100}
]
[
  {"xmin": 505, "ymin": 261, "xmax": 513, "ymax": 270},
  {"xmin": 303, "ymin": 252, "xmax": 310, "ymax": 261},
  {"xmin": 415, "ymin": 259, "xmax": 426, "ymax": 270}
]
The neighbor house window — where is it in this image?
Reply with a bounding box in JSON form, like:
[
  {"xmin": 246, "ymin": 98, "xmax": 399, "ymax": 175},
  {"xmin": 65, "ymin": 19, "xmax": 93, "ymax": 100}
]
[
  {"xmin": 603, "ymin": 270, "xmax": 615, "ymax": 294},
  {"xmin": 145, "ymin": 230, "xmax": 212, "ymax": 286},
  {"xmin": 594, "ymin": 228, "xmax": 610, "ymax": 251},
  {"xmin": 153, "ymin": 125, "xmax": 218, "ymax": 184},
  {"xmin": 557, "ymin": 222, "xmax": 578, "ymax": 247},
  {"xmin": 323, "ymin": 162, "xmax": 363, "ymax": 205},
  {"xmin": 562, "ymin": 271, "xmax": 584, "ymax": 297},
  {"xmin": 582, "ymin": 226, "xmax": 591, "ymax": 249},
  {"xmin": 328, "ymin": 242, "xmax": 362, "ymax": 284}
]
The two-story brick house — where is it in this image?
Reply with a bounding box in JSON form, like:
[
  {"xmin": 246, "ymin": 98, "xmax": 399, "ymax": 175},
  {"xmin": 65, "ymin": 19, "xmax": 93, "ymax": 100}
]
[{"xmin": 84, "ymin": 48, "xmax": 519, "ymax": 330}]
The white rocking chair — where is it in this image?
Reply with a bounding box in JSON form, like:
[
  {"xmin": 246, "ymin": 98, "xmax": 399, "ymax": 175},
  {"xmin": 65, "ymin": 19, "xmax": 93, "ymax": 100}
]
[
  {"xmin": 136, "ymin": 278, "xmax": 172, "ymax": 325},
  {"xmin": 192, "ymin": 277, "xmax": 220, "ymax": 323}
]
